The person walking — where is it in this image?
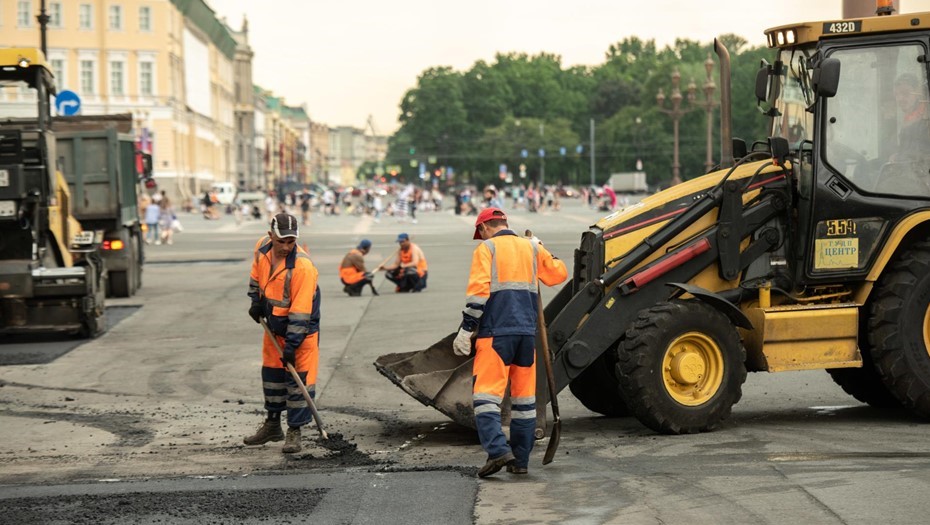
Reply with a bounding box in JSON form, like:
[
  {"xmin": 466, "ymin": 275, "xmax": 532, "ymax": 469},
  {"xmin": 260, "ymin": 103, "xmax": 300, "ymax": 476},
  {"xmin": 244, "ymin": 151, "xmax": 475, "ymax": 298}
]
[
  {"xmin": 339, "ymin": 239, "xmax": 378, "ymax": 297},
  {"xmin": 381, "ymin": 233, "xmax": 428, "ymax": 292},
  {"xmin": 453, "ymin": 207, "xmax": 567, "ymax": 477},
  {"xmin": 158, "ymin": 197, "xmax": 175, "ymax": 245},
  {"xmin": 244, "ymin": 213, "xmax": 322, "ymax": 454},
  {"xmin": 144, "ymin": 199, "xmax": 161, "ymax": 245}
]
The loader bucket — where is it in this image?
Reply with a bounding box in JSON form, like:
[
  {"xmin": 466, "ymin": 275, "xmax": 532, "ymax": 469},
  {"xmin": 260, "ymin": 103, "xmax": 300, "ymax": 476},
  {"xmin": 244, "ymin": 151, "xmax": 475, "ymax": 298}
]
[{"xmin": 374, "ymin": 332, "xmax": 477, "ymax": 429}]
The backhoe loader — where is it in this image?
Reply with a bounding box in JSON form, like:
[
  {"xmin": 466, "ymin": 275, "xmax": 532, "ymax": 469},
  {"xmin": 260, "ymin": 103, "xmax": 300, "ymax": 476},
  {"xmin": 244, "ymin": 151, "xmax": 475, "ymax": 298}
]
[{"xmin": 377, "ymin": 6, "xmax": 930, "ymax": 434}]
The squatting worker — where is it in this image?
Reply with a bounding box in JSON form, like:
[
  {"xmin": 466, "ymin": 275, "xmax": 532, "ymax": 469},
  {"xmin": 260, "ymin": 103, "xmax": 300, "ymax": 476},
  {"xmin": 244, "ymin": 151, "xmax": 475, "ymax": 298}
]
[
  {"xmin": 454, "ymin": 207, "xmax": 567, "ymax": 477},
  {"xmin": 340, "ymin": 239, "xmax": 378, "ymax": 296},
  {"xmin": 381, "ymin": 233, "xmax": 428, "ymax": 292},
  {"xmin": 245, "ymin": 212, "xmax": 321, "ymax": 454}
]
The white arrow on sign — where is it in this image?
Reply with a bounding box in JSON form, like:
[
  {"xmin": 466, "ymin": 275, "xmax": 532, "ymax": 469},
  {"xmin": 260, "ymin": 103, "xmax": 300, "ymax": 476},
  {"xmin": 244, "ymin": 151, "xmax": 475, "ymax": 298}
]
[{"xmin": 59, "ymin": 100, "xmax": 78, "ymax": 110}]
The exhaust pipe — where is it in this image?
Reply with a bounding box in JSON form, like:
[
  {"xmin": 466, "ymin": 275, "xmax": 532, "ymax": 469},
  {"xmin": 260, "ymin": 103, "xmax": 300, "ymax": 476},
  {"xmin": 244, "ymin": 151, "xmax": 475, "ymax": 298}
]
[{"xmin": 714, "ymin": 38, "xmax": 734, "ymax": 167}]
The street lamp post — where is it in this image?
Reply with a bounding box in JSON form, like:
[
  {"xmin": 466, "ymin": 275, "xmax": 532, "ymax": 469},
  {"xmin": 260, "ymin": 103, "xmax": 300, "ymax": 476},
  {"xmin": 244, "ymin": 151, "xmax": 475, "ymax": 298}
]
[
  {"xmin": 698, "ymin": 54, "xmax": 720, "ymax": 174},
  {"xmin": 656, "ymin": 69, "xmax": 696, "ymax": 186}
]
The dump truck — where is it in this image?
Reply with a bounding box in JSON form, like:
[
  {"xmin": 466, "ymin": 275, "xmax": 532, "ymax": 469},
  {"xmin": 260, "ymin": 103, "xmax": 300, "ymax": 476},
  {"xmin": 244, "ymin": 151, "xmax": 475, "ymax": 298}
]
[
  {"xmin": 0, "ymin": 48, "xmax": 107, "ymax": 337},
  {"xmin": 377, "ymin": 5, "xmax": 930, "ymax": 434},
  {"xmin": 54, "ymin": 114, "xmax": 145, "ymax": 298}
]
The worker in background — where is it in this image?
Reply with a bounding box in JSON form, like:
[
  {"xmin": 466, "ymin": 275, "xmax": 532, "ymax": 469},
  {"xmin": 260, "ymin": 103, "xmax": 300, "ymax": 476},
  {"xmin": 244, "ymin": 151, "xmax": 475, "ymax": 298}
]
[
  {"xmin": 244, "ymin": 213, "xmax": 322, "ymax": 454},
  {"xmin": 381, "ymin": 233, "xmax": 428, "ymax": 292},
  {"xmin": 340, "ymin": 239, "xmax": 378, "ymax": 297},
  {"xmin": 453, "ymin": 207, "xmax": 567, "ymax": 477}
]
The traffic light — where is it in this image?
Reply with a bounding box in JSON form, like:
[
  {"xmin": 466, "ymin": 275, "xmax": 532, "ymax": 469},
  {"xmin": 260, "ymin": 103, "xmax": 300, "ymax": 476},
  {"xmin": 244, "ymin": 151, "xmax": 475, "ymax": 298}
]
[{"xmin": 409, "ymin": 147, "xmax": 416, "ymax": 155}]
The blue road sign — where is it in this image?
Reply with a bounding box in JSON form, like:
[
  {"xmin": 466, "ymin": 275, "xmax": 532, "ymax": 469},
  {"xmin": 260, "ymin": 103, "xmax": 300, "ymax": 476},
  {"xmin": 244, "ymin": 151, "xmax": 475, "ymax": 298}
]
[
  {"xmin": 55, "ymin": 90, "xmax": 81, "ymax": 116},
  {"xmin": 559, "ymin": 147, "xmax": 566, "ymax": 156},
  {"xmin": 521, "ymin": 149, "xmax": 528, "ymax": 158},
  {"xmin": 538, "ymin": 148, "xmax": 545, "ymax": 158},
  {"xmin": 576, "ymin": 144, "xmax": 584, "ymax": 154},
  {"xmin": 499, "ymin": 163, "xmax": 507, "ymax": 174}
]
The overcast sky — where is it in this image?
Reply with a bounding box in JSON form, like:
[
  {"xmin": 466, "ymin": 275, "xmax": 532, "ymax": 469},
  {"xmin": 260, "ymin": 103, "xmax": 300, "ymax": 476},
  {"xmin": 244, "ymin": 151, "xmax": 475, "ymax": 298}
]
[{"xmin": 208, "ymin": 0, "xmax": 930, "ymax": 133}]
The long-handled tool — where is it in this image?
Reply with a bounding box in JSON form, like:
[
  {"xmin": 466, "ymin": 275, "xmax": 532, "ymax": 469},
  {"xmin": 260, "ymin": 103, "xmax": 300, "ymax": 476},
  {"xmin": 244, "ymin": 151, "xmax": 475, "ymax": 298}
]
[
  {"xmin": 527, "ymin": 230, "xmax": 561, "ymax": 464},
  {"xmin": 260, "ymin": 318, "xmax": 329, "ymax": 440}
]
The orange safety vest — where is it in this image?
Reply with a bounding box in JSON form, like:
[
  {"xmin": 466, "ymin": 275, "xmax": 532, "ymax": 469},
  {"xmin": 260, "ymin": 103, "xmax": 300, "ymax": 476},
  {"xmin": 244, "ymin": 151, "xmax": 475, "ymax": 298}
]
[
  {"xmin": 399, "ymin": 243, "xmax": 428, "ymax": 277},
  {"xmin": 339, "ymin": 248, "xmax": 366, "ymax": 284}
]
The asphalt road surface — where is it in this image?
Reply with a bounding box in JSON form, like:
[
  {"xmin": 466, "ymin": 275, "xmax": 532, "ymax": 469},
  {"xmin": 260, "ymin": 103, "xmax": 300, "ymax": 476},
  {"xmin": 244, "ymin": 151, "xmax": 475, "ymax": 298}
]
[{"xmin": 2, "ymin": 197, "xmax": 930, "ymax": 524}]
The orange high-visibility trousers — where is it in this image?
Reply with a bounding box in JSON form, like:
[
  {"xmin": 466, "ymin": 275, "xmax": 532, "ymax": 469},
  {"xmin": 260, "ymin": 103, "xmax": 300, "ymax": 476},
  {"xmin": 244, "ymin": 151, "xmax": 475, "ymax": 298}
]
[{"xmin": 472, "ymin": 335, "xmax": 536, "ymax": 468}]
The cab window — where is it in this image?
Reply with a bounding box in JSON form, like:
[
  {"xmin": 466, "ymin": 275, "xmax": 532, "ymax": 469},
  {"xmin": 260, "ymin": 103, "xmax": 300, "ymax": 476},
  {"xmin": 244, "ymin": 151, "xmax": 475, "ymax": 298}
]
[{"xmin": 824, "ymin": 43, "xmax": 930, "ymax": 197}]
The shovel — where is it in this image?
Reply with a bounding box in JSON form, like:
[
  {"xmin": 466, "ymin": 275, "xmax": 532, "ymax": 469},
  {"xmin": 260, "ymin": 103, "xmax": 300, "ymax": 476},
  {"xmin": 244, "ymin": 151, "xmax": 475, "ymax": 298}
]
[
  {"xmin": 526, "ymin": 230, "xmax": 561, "ymax": 465},
  {"xmin": 260, "ymin": 318, "xmax": 329, "ymax": 440}
]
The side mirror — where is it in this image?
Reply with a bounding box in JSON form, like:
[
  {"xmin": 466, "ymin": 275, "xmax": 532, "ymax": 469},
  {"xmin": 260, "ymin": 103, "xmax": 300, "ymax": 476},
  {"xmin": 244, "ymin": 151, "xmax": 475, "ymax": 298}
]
[
  {"xmin": 755, "ymin": 61, "xmax": 771, "ymax": 102},
  {"xmin": 814, "ymin": 57, "xmax": 841, "ymax": 98}
]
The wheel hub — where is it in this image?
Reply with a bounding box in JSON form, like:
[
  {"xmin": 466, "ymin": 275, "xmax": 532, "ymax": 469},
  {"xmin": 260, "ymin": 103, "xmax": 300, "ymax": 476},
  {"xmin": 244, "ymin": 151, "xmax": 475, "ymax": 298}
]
[
  {"xmin": 662, "ymin": 332, "xmax": 725, "ymax": 406},
  {"xmin": 669, "ymin": 352, "xmax": 705, "ymax": 385}
]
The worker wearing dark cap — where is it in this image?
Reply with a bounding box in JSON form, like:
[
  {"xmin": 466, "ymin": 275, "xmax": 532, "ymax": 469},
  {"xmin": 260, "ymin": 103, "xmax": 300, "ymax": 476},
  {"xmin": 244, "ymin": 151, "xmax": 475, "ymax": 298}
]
[
  {"xmin": 244, "ymin": 213, "xmax": 322, "ymax": 454},
  {"xmin": 381, "ymin": 233, "xmax": 428, "ymax": 292},
  {"xmin": 339, "ymin": 239, "xmax": 378, "ymax": 296}
]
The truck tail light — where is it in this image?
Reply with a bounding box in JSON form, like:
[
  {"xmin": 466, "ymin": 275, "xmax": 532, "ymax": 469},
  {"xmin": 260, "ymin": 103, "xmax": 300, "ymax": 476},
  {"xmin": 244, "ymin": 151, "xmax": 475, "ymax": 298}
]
[{"xmin": 102, "ymin": 240, "xmax": 124, "ymax": 250}]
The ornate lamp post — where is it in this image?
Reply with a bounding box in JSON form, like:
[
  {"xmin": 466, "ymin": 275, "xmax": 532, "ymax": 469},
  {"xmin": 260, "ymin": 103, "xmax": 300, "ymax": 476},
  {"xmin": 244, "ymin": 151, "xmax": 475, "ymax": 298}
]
[
  {"xmin": 698, "ymin": 55, "xmax": 720, "ymax": 173},
  {"xmin": 656, "ymin": 69, "xmax": 696, "ymax": 186}
]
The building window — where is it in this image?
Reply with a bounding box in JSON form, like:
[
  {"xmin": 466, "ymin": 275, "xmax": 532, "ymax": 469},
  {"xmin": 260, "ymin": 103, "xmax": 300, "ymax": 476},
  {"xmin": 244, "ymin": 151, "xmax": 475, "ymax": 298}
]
[
  {"xmin": 50, "ymin": 59, "xmax": 65, "ymax": 91},
  {"xmin": 80, "ymin": 60, "xmax": 95, "ymax": 94},
  {"xmin": 79, "ymin": 4, "xmax": 92, "ymax": 29},
  {"xmin": 110, "ymin": 61, "xmax": 124, "ymax": 96},
  {"xmin": 17, "ymin": 1, "xmax": 31, "ymax": 27},
  {"xmin": 139, "ymin": 6, "xmax": 151, "ymax": 31},
  {"xmin": 139, "ymin": 61, "xmax": 153, "ymax": 96},
  {"xmin": 109, "ymin": 4, "xmax": 122, "ymax": 30},
  {"xmin": 49, "ymin": 2, "xmax": 62, "ymax": 27}
]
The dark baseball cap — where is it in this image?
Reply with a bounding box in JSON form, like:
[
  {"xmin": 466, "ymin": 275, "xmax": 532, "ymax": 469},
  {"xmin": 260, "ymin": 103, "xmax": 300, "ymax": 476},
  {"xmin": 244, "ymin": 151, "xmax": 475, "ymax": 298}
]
[
  {"xmin": 358, "ymin": 239, "xmax": 372, "ymax": 250},
  {"xmin": 396, "ymin": 233, "xmax": 410, "ymax": 243},
  {"xmin": 271, "ymin": 213, "xmax": 299, "ymax": 239}
]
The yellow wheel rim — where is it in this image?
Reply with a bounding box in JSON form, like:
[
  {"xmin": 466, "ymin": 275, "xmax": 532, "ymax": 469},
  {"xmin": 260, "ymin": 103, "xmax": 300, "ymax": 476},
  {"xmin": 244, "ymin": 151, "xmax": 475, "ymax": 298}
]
[
  {"xmin": 924, "ymin": 305, "xmax": 930, "ymax": 359},
  {"xmin": 662, "ymin": 331, "xmax": 724, "ymax": 406}
]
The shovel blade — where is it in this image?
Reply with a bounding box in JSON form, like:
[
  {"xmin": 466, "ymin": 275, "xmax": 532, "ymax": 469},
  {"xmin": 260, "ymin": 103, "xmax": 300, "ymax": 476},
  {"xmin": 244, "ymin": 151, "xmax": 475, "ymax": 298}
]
[{"xmin": 542, "ymin": 419, "xmax": 561, "ymax": 465}]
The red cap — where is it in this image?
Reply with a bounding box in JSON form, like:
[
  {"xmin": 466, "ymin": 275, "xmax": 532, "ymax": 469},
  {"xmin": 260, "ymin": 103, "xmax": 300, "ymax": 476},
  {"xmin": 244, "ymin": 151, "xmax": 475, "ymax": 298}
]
[{"xmin": 473, "ymin": 207, "xmax": 507, "ymax": 239}]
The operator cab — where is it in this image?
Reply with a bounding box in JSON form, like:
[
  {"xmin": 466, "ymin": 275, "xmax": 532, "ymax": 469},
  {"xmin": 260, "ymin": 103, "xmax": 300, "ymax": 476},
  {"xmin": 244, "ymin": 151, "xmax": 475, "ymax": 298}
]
[{"xmin": 758, "ymin": 9, "xmax": 930, "ymax": 284}]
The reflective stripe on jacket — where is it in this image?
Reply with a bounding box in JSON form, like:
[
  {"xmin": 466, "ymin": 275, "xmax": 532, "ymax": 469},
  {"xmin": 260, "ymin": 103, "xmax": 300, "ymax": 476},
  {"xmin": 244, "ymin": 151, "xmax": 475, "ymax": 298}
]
[
  {"xmin": 339, "ymin": 248, "xmax": 366, "ymax": 284},
  {"xmin": 248, "ymin": 236, "xmax": 321, "ymax": 354},
  {"xmin": 462, "ymin": 230, "xmax": 567, "ymax": 337}
]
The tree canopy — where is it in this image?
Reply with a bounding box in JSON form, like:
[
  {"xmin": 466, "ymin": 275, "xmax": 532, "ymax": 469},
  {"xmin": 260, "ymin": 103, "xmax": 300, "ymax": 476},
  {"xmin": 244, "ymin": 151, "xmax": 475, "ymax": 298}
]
[{"xmin": 382, "ymin": 35, "xmax": 772, "ymax": 188}]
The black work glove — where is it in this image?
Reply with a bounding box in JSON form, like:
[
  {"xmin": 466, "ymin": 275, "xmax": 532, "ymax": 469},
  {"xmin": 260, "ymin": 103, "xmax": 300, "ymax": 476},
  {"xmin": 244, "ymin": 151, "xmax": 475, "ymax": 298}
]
[
  {"xmin": 282, "ymin": 347, "xmax": 296, "ymax": 369},
  {"xmin": 248, "ymin": 302, "xmax": 262, "ymax": 324}
]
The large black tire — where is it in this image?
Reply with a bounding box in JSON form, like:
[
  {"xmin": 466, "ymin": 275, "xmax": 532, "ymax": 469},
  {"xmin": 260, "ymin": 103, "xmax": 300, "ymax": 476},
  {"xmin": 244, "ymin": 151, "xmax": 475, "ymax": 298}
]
[
  {"xmin": 615, "ymin": 300, "xmax": 747, "ymax": 434},
  {"xmin": 569, "ymin": 350, "xmax": 631, "ymax": 417},
  {"xmin": 869, "ymin": 241, "xmax": 930, "ymax": 417},
  {"xmin": 827, "ymin": 337, "xmax": 901, "ymax": 408},
  {"xmin": 133, "ymin": 234, "xmax": 143, "ymax": 291},
  {"xmin": 110, "ymin": 270, "xmax": 130, "ymax": 298}
]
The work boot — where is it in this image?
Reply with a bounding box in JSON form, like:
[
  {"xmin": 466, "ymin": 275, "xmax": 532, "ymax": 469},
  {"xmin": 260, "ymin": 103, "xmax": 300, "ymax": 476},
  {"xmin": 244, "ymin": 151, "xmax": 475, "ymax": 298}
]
[
  {"xmin": 243, "ymin": 420, "xmax": 284, "ymax": 446},
  {"xmin": 282, "ymin": 427, "xmax": 301, "ymax": 454},
  {"xmin": 477, "ymin": 452, "xmax": 515, "ymax": 478},
  {"xmin": 506, "ymin": 464, "xmax": 528, "ymax": 475}
]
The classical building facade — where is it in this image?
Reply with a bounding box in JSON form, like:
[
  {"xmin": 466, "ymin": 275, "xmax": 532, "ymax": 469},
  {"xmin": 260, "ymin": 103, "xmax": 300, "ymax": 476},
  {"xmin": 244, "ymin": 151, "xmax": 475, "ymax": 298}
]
[{"xmin": 0, "ymin": 0, "xmax": 237, "ymax": 206}]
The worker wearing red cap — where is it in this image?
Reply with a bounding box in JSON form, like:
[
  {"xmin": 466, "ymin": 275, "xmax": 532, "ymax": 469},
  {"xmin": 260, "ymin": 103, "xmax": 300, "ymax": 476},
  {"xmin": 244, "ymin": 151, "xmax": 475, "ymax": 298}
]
[
  {"xmin": 244, "ymin": 213, "xmax": 321, "ymax": 454},
  {"xmin": 455, "ymin": 207, "xmax": 567, "ymax": 477}
]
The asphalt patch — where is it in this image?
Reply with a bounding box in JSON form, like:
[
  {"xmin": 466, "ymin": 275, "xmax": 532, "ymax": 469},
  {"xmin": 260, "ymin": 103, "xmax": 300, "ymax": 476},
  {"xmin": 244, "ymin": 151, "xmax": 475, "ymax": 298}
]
[
  {"xmin": 2, "ymin": 487, "xmax": 328, "ymax": 524},
  {"xmin": 0, "ymin": 306, "xmax": 140, "ymax": 366}
]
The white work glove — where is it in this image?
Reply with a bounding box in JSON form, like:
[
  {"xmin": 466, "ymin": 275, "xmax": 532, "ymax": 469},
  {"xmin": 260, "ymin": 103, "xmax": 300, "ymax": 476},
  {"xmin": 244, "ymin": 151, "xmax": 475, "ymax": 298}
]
[{"xmin": 453, "ymin": 328, "xmax": 474, "ymax": 357}]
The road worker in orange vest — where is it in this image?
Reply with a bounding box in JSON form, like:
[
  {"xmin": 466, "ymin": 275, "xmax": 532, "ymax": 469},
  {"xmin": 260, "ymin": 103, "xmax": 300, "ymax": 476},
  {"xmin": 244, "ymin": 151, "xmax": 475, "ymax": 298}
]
[
  {"xmin": 339, "ymin": 239, "xmax": 378, "ymax": 296},
  {"xmin": 454, "ymin": 207, "xmax": 567, "ymax": 477},
  {"xmin": 244, "ymin": 213, "xmax": 321, "ymax": 454},
  {"xmin": 380, "ymin": 233, "xmax": 428, "ymax": 292}
]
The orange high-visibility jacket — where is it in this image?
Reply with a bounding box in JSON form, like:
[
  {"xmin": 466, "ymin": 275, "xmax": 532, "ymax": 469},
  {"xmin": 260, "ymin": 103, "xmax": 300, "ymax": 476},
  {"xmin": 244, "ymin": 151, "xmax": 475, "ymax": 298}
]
[
  {"xmin": 397, "ymin": 243, "xmax": 428, "ymax": 277},
  {"xmin": 339, "ymin": 248, "xmax": 366, "ymax": 284},
  {"xmin": 462, "ymin": 230, "xmax": 567, "ymax": 337},
  {"xmin": 248, "ymin": 236, "xmax": 321, "ymax": 353}
]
